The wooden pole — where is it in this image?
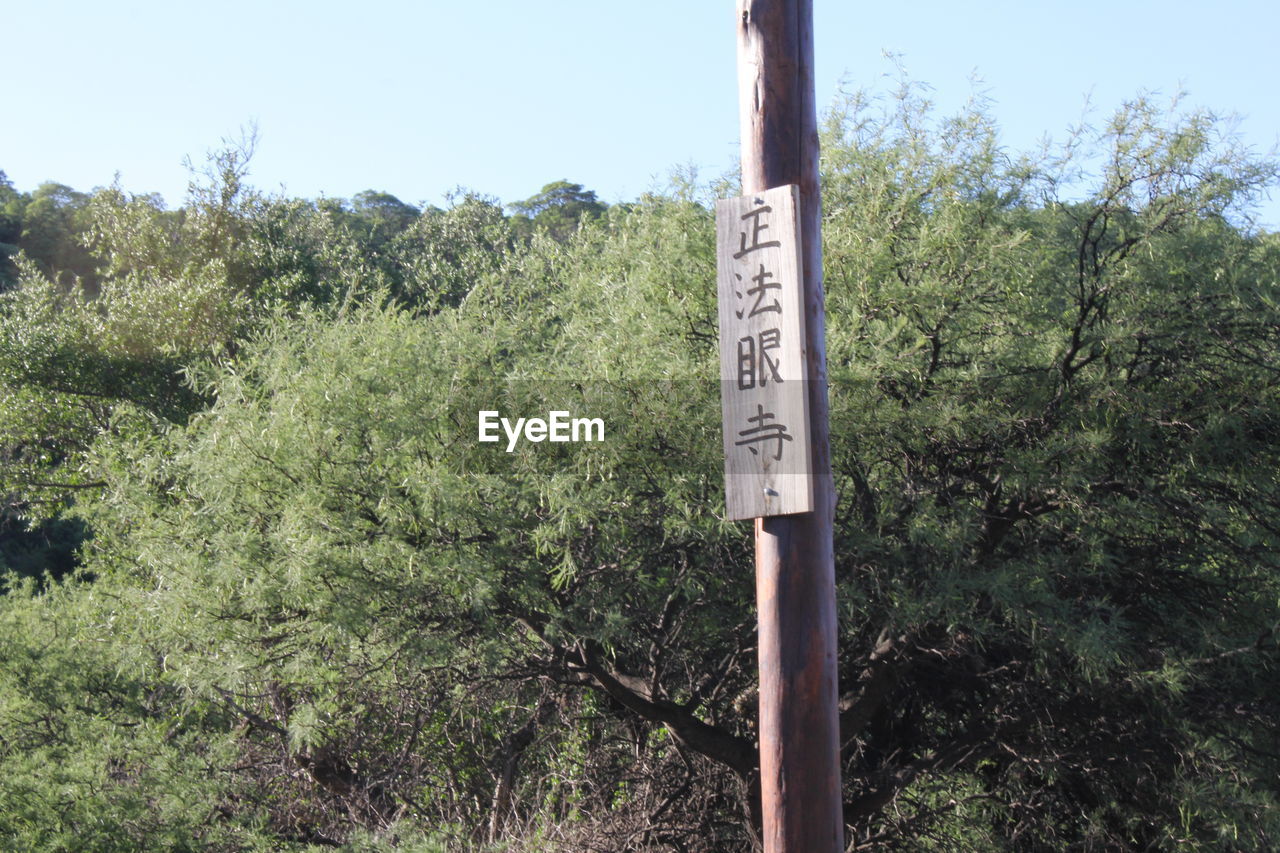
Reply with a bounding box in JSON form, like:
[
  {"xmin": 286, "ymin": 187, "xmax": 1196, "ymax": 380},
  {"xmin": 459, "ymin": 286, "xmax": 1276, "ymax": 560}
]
[{"xmin": 736, "ymin": 1, "xmax": 843, "ymax": 851}]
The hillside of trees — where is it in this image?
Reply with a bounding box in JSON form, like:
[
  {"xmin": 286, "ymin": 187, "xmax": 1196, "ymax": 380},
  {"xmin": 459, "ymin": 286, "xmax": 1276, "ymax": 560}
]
[{"xmin": 1, "ymin": 86, "xmax": 1278, "ymax": 851}]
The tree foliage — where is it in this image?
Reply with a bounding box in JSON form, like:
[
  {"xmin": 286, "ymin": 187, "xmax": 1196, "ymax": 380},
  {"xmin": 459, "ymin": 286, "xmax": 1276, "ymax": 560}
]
[
  {"xmin": 1, "ymin": 86, "xmax": 1278, "ymax": 851},
  {"xmin": 819, "ymin": 85, "xmax": 1280, "ymax": 849},
  {"xmin": 510, "ymin": 180, "xmax": 608, "ymax": 243}
]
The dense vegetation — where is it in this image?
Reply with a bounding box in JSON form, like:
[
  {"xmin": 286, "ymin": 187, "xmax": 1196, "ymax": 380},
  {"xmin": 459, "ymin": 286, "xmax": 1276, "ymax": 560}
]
[{"xmin": 1, "ymin": 86, "xmax": 1278, "ymax": 851}]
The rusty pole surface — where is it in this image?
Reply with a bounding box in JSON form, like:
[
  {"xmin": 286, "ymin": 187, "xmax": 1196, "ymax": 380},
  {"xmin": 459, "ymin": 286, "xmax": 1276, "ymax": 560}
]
[{"xmin": 736, "ymin": 1, "xmax": 844, "ymax": 851}]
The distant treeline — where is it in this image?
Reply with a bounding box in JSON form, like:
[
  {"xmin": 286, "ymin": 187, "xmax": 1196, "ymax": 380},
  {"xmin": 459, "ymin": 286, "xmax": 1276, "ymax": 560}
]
[{"xmin": 1, "ymin": 169, "xmax": 609, "ymax": 295}]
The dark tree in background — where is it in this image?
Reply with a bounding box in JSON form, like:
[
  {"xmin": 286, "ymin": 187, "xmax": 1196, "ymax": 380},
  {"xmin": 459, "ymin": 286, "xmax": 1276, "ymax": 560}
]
[{"xmin": 509, "ymin": 179, "xmax": 607, "ymax": 242}]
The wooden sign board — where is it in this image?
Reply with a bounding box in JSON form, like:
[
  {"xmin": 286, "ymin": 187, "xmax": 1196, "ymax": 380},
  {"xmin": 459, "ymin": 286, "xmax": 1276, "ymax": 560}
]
[{"xmin": 716, "ymin": 184, "xmax": 813, "ymax": 520}]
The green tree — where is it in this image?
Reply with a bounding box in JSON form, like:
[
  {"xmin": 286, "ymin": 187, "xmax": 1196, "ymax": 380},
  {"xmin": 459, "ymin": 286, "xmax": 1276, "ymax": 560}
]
[
  {"xmin": 0, "ymin": 577, "xmax": 271, "ymax": 849},
  {"xmin": 509, "ymin": 179, "xmax": 607, "ymax": 242},
  {"xmin": 16, "ymin": 181, "xmax": 97, "ymax": 290},
  {"xmin": 350, "ymin": 189, "xmax": 420, "ymax": 249},
  {"xmin": 0, "ymin": 160, "xmax": 253, "ymax": 523},
  {"xmin": 1, "ymin": 87, "xmax": 1278, "ymax": 852},
  {"xmin": 0, "ymin": 171, "xmax": 22, "ymax": 287},
  {"xmin": 817, "ymin": 86, "xmax": 1280, "ymax": 849},
  {"xmin": 385, "ymin": 191, "xmax": 517, "ymax": 310}
]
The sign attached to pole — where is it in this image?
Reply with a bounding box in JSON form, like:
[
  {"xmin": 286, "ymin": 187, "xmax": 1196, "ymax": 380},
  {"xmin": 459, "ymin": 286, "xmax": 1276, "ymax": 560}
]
[{"xmin": 716, "ymin": 183, "xmax": 813, "ymax": 521}]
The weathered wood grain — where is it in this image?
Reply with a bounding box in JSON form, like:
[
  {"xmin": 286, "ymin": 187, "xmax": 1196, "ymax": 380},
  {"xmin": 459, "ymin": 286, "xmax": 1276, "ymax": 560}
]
[
  {"xmin": 716, "ymin": 184, "xmax": 813, "ymax": 521},
  {"xmin": 734, "ymin": 1, "xmax": 844, "ymax": 851}
]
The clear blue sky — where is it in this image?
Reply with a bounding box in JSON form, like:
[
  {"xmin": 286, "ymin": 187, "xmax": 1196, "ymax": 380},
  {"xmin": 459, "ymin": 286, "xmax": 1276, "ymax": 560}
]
[{"xmin": 5, "ymin": 1, "xmax": 1278, "ymax": 227}]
